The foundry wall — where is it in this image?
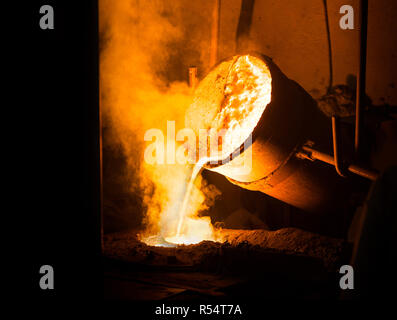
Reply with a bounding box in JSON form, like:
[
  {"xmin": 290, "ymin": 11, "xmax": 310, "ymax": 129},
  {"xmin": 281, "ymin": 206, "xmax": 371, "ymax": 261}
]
[{"xmin": 217, "ymin": 0, "xmax": 397, "ymax": 105}]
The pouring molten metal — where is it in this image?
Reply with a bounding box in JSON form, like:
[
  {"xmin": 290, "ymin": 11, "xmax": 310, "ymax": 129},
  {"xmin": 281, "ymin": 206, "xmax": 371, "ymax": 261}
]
[{"xmin": 141, "ymin": 55, "xmax": 272, "ymax": 247}]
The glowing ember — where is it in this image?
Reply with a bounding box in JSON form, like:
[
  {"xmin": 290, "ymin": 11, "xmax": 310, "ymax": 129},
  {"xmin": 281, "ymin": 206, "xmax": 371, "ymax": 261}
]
[{"xmin": 141, "ymin": 55, "xmax": 272, "ymax": 247}]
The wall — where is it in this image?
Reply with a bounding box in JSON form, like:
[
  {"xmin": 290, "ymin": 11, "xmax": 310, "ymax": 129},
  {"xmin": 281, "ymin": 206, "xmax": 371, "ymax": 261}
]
[{"xmin": 217, "ymin": 0, "xmax": 397, "ymax": 104}]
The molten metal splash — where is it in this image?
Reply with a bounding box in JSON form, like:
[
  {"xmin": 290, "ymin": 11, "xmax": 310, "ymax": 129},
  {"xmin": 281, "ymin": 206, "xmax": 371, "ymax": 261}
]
[{"xmin": 141, "ymin": 55, "xmax": 272, "ymax": 247}]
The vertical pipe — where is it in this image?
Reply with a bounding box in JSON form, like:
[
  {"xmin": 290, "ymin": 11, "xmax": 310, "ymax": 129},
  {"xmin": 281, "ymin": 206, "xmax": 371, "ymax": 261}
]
[
  {"xmin": 235, "ymin": 0, "xmax": 255, "ymax": 53},
  {"xmin": 322, "ymin": 0, "xmax": 333, "ymax": 94},
  {"xmin": 209, "ymin": 0, "xmax": 221, "ymax": 67},
  {"xmin": 355, "ymin": 0, "xmax": 368, "ymax": 160},
  {"xmin": 332, "ymin": 116, "xmax": 346, "ymax": 177},
  {"xmin": 188, "ymin": 66, "xmax": 198, "ymax": 89}
]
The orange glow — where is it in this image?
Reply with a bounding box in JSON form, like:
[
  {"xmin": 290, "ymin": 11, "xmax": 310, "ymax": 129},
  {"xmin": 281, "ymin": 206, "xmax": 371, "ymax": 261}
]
[
  {"xmin": 141, "ymin": 55, "xmax": 272, "ymax": 247},
  {"xmin": 139, "ymin": 160, "xmax": 220, "ymax": 247},
  {"xmin": 208, "ymin": 55, "xmax": 272, "ymax": 160},
  {"xmin": 100, "ymin": 0, "xmax": 273, "ymax": 249}
]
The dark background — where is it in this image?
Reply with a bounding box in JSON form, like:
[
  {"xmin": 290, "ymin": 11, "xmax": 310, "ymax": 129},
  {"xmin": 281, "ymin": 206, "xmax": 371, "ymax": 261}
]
[{"xmin": 27, "ymin": 0, "xmax": 102, "ymax": 300}]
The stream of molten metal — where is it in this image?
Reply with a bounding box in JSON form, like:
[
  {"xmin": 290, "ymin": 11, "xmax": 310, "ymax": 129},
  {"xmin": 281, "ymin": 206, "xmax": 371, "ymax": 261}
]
[{"xmin": 142, "ymin": 55, "xmax": 272, "ymax": 247}]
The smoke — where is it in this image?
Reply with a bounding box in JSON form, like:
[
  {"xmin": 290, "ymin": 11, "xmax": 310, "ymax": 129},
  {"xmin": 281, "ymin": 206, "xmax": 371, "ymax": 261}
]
[{"xmin": 99, "ymin": 0, "xmax": 220, "ymax": 238}]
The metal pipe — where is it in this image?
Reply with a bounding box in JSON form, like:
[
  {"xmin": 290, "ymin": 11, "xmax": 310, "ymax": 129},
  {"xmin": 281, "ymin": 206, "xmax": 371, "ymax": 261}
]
[
  {"xmin": 332, "ymin": 116, "xmax": 347, "ymax": 177},
  {"xmin": 209, "ymin": 0, "xmax": 221, "ymax": 67},
  {"xmin": 188, "ymin": 66, "xmax": 198, "ymax": 89},
  {"xmin": 301, "ymin": 145, "xmax": 378, "ymax": 181},
  {"xmin": 235, "ymin": 0, "xmax": 255, "ymax": 53},
  {"xmin": 355, "ymin": 0, "xmax": 368, "ymax": 160},
  {"xmin": 322, "ymin": 0, "xmax": 333, "ymax": 94}
]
